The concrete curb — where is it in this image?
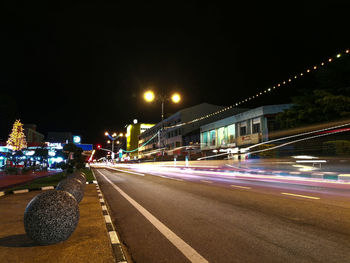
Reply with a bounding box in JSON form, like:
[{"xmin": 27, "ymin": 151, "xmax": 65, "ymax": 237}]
[
  {"xmin": 0, "ymin": 181, "xmax": 97, "ymax": 198},
  {"xmin": 91, "ymin": 169, "xmax": 128, "ymax": 263}
]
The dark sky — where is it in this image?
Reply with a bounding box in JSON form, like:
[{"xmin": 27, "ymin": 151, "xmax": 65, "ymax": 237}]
[{"xmin": 1, "ymin": 1, "xmax": 349, "ymax": 144}]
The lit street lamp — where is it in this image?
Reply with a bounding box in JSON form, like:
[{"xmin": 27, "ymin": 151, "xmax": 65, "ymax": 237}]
[
  {"xmin": 104, "ymin": 131, "xmax": 124, "ymax": 161},
  {"xmin": 143, "ymin": 90, "xmax": 181, "ymax": 153}
]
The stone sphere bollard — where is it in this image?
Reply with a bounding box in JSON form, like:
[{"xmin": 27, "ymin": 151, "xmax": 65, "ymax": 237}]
[
  {"xmin": 56, "ymin": 178, "xmax": 84, "ymax": 203},
  {"xmin": 68, "ymin": 172, "xmax": 86, "ymax": 185},
  {"xmin": 24, "ymin": 190, "xmax": 80, "ymax": 245}
]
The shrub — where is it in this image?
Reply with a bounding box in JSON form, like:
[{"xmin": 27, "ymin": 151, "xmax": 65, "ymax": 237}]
[
  {"xmin": 322, "ymin": 140, "xmax": 350, "ymax": 156},
  {"xmin": 251, "ymin": 144, "xmax": 277, "ymax": 158},
  {"xmin": 5, "ymin": 166, "xmax": 20, "ymax": 175}
]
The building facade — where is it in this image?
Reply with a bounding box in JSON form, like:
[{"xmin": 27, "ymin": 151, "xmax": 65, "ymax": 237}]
[
  {"xmin": 138, "ymin": 103, "xmax": 247, "ymax": 159},
  {"xmin": 23, "ymin": 124, "xmax": 45, "ymax": 143},
  {"xmin": 126, "ymin": 123, "xmax": 155, "ymax": 158},
  {"xmin": 200, "ymin": 104, "xmax": 292, "ymax": 151}
]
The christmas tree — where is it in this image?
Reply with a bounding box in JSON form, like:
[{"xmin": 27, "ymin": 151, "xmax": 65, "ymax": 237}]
[{"xmin": 7, "ymin": 120, "xmax": 27, "ymax": 151}]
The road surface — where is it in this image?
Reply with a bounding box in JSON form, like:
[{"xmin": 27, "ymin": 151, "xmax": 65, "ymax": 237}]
[{"xmin": 93, "ymin": 165, "xmax": 350, "ymax": 263}]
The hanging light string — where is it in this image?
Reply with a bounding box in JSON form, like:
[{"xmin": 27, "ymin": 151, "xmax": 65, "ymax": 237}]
[{"xmin": 164, "ymin": 48, "xmax": 350, "ymax": 130}]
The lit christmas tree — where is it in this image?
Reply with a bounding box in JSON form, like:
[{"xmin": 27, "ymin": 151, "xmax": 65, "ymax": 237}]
[{"xmin": 7, "ymin": 120, "xmax": 27, "ymax": 151}]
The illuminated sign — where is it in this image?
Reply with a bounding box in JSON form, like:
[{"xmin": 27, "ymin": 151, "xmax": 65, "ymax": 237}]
[{"xmin": 73, "ymin": 136, "xmax": 81, "ymax": 144}]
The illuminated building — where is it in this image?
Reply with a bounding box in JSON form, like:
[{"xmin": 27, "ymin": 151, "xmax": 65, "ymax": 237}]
[
  {"xmin": 126, "ymin": 123, "xmax": 155, "ymax": 159},
  {"xmin": 138, "ymin": 103, "xmax": 247, "ymax": 159},
  {"xmin": 200, "ymin": 104, "xmax": 292, "ymax": 152}
]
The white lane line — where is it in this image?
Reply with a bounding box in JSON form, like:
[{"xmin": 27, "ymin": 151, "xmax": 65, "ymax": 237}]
[
  {"xmin": 230, "ymin": 185, "xmax": 251, "ymax": 189},
  {"xmin": 101, "ymin": 205, "xmax": 107, "ymax": 211},
  {"xmin": 289, "ymin": 172, "xmax": 301, "ymax": 175},
  {"xmin": 107, "ymin": 167, "xmax": 145, "ymax": 176},
  {"xmin": 200, "ymin": 180, "xmax": 212, "ymax": 184},
  {"xmin": 281, "ymin": 192, "xmax": 320, "ymax": 200},
  {"xmin": 97, "ymin": 170, "xmax": 209, "ymax": 263}
]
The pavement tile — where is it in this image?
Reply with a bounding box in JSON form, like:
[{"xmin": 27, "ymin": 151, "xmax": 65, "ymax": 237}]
[{"xmin": 0, "ymin": 185, "xmax": 115, "ymax": 263}]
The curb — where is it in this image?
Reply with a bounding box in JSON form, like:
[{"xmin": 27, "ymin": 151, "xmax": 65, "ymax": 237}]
[
  {"xmin": 91, "ymin": 169, "xmax": 128, "ymax": 263},
  {"xmin": 0, "ymin": 181, "xmax": 97, "ymax": 197}
]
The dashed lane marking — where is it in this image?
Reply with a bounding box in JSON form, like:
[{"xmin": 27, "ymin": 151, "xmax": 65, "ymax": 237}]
[
  {"xmin": 281, "ymin": 192, "xmax": 320, "ymax": 200},
  {"xmin": 230, "ymin": 185, "xmax": 251, "ymax": 189},
  {"xmin": 97, "ymin": 170, "xmax": 209, "ymax": 263}
]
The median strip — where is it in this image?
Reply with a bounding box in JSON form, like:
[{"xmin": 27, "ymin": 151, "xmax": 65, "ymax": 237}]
[{"xmin": 281, "ymin": 192, "xmax": 320, "ymax": 200}]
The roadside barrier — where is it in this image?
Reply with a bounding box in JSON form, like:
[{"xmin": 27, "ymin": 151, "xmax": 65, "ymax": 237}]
[{"xmin": 23, "ymin": 171, "xmax": 86, "ymax": 245}]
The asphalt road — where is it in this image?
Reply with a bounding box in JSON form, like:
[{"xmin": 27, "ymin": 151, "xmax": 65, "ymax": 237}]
[{"xmin": 93, "ymin": 166, "xmax": 350, "ymax": 263}]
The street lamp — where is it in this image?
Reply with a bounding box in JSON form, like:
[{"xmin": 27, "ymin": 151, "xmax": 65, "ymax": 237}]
[
  {"xmin": 104, "ymin": 131, "xmax": 124, "ymax": 161},
  {"xmin": 143, "ymin": 90, "xmax": 181, "ymax": 153}
]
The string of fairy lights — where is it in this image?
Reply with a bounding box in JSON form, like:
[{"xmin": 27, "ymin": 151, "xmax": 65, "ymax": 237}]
[{"xmin": 164, "ymin": 48, "xmax": 350, "ymax": 130}]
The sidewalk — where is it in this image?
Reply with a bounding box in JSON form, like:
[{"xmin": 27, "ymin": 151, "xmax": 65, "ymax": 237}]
[{"xmin": 0, "ymin": 184, "xmax": 116, "ymax": 263}]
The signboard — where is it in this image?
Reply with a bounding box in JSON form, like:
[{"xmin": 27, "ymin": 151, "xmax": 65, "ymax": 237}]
[{"xmin": 73, "ymin": 135, "xmax": 81, "ymax": 144}]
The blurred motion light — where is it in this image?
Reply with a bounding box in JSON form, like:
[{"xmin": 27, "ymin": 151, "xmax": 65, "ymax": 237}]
[{"xmin": 133, "ymin": 119, "xmax": 138, "ymax": 124}]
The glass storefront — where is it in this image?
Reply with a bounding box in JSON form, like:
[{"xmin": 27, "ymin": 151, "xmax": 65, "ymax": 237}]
[
  {"xmin": 217, "ymin": 127, "xmax": 228, "ymax": 146},
  {"xmin": 227, "ymin": 124, "xmax": 235, "ymax": 144},
  {"xmin": 209, "ymin": 130, "xmax": 216, "ymax": 146},
  {"xmin": 202, "ymin": 131, "xmax": 209, "ymax": 147}
]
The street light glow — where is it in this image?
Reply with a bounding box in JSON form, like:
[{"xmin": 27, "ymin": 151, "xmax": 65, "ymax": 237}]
[
  {"xmin": 171, "ymin": 93, "xmax": 181, "ymax": 103},
  {"xmin": 144, "ymin": 91, "xmax": 155, "ymax": 102},
  {"xmin": 112, "ymin": 133, "xmax": 117, "ymax": 137},
  {"xmin": 107, "ymin": 140, "xmax": 111, "ymax": 144},
  {"xmin": 119, "ymin": 133, "xmax": 124, "ymax": 137},
  {"xmin": 104, "ymin": 131, "xmax": 109, "ymax": 136}
]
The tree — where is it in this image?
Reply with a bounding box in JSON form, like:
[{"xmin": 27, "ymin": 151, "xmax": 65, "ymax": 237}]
[
  {"xmin": 7, "ymin": 120, "xmax": 27, "ymax": 151},
  {"xmin": 276, "ymin": 56, "xmax": 350, "ymax": 128}
]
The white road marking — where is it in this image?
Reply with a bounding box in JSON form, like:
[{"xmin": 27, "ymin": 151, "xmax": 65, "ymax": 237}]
[
  {"xmin": 281, "ymin": 192, "xmax": 320, "ymax": 200},
  {"xmin": 104, "ymin": 215, "xmax": 112, "ymax": 223},
  {"xmin": 41, "ymin": 186, "xmax": 54, "ymax": 190},
  {"xmin": 109, "ymin": 231, "xmax": 120, "ymax": 244},
  {"xmin": 101, "ymin": 205, "xmax": 107, "ymax": 211},
  {"xmin": 289, "ymin": 172, "xmax": 301, "ymax": 175},
  {"xmin": 13, "ymin": 189, "xmax": 29, "ymax": 194},
  {"xmin": 97, "ymin": 170, "xmax": 209, "ymax": 263},
  {"xmin": 200, "ymin": 180, "xmax": 212, "ymax": 184},
  {"xmin": 230, "ymin": 185, "xmax": 251, "ymax": 189},
  {"xmin": 106, "ymin": 167, "xmax": 145, "ymax": 176}
]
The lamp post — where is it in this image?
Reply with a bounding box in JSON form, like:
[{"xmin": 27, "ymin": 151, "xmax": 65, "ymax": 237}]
[
  {"xmin": 105, "ymin": 132, "xmax": 124, "ymax": 162},
  {"xmin": 143, "ymin": 90, "xmax": 181, "ymax": 154}
]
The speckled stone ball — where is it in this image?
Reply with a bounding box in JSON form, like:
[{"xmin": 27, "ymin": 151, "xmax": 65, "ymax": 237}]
[
  {"xmin": 68, "ymin": 172, "xmax": 86, "ymax": 185},
  {"xmin": 56, "ymin": 178, "xmax": 84, "ymax": 203},
  {"xmin": 24, "ymin": 190, "xmax": 79, "ymax": 245}
]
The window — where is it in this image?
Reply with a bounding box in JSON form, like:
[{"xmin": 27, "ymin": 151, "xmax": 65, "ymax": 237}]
[
  {"xmin": 252, "ymin": 123, "xmax": 260, "ymax": 133},
  {"xmin": 252, "ymin": 117, "xmax": 261, "ymax": 133},
  {"xmin": 176, "ymin": 141, "xmax": 181, "ymax": 147},
  {"xmin": 202, "ymin": 131, "xmax": 209, "ymax": 146},
  {"xmin": 209, "ymin": 130, "xmax": 216, "ymax": 146},
  {"xmin": 217, "ymin": 127, "xmax": 227, "ymax": 146},
  {"xmin": 227, "ymin": 124, "xmax": 235, "ymax": 143},
  {"xmin": 240, "ymin": 126, "xmax": 247, "ymax": 136},
  {"xmin": 239, "ymin": 121, "xmax": 247, "ymax": 136}
]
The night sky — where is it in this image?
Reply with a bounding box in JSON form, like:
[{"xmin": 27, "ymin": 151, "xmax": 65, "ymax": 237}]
[{"xmin": 1, "ymin": 1, "xmax": 349, "ymax": 144}]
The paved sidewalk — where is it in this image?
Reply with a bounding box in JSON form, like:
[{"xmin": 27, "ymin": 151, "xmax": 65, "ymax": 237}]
[{"xmin": 0, "ymin": 184, "xmax": 116, "ymax": 263}]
